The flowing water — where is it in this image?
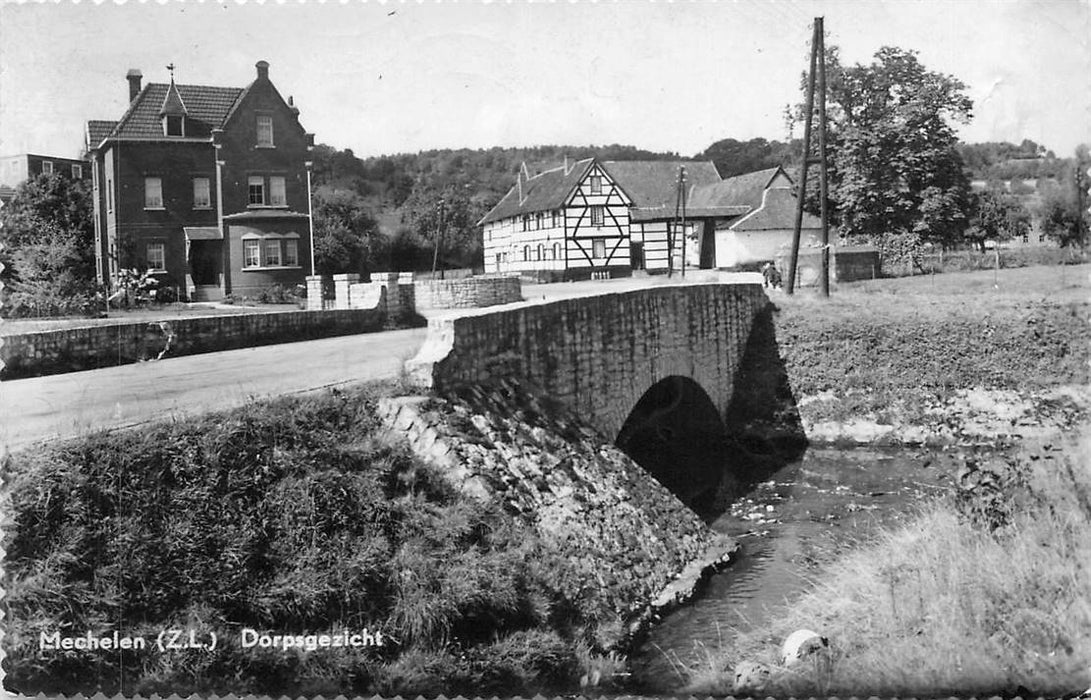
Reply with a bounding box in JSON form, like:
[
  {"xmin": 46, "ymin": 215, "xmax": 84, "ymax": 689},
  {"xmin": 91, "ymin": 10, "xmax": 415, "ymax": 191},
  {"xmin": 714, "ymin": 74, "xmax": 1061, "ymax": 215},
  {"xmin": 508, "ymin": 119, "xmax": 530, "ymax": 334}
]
[{"xmin": 630, "ymin": 445, "xmax": 964, "ymax": 692}]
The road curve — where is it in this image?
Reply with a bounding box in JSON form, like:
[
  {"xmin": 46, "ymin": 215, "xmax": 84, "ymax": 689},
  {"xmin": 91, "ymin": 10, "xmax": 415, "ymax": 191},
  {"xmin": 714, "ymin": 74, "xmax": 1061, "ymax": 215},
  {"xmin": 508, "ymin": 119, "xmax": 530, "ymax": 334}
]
[{"xmin": 0, "ymin": 327, "xmax": 428, "ymax": 456}]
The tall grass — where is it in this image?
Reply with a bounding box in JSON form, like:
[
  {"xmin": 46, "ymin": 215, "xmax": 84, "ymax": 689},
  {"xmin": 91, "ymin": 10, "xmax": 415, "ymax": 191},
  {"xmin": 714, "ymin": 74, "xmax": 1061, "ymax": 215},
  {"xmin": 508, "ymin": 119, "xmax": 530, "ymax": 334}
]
[
  {"xmin": 684, "ymin": 429, "xmax": 1091, "ymax": 696},
  {"xmin": 1, "ymin": 383, "xmax": 606, "ymax": 695}
]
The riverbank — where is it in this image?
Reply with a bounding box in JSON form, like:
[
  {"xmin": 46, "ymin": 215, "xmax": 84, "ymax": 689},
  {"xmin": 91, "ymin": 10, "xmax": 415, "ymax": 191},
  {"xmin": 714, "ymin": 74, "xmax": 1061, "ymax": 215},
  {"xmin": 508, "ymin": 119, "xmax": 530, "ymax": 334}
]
[
  {"xmin": 776, "ymin": 264, "xmax": 1090, "ymax": 445},
  {"xmin": 673, "ymin": 263, "xmax": 1091, "ymax": 696}
]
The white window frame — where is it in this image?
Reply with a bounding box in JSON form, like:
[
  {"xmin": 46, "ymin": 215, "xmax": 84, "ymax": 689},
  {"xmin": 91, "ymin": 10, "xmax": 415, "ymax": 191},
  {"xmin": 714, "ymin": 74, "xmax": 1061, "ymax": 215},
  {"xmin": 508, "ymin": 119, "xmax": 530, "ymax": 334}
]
[
  {"xmin": 591, "ymin": 205, "xmax": 604, "ymax": 227},
  {"xmin": 193, "ymin": 177, "xmax": 211, "ymax": 209},
  {"xmin": 248, "ymin": 175, "xmax": 265, "ymax": 206},
  {"xmin": 71, "ymin": 164, "xmax": 82, "ymax": 179},
  {"xmin": 144, "ymin": 177, "xmax": 164, "ymax": 209},
  {"xmin": 553, "ymin": 242, "xmax": 561, "ymax": 261},
  {"xmin": 552, "ymin": 210, "xmax": 560, "ymax": 228},
  {"xmin": 263, "ymin": 239, "xmax": 282, "ymax": 267},
  {"xmin": 164, "ymin": 115, "xmax": 185, "ymax": 137},
  {"xmin": 243, "ymin": 240, "xmax": 261, "ymax": 268},
  {"xmin": 593, "ymin": 238, "xmax": 606, "ymax": 259},
  {"xmin": 590, "ymin": 175, "xmax": 602, "ymax": 195},
  {"xmin": 146, "ymin": 242, "xmax": 166, "ymax": 272},
  {"xmin": 269, "ymin": 176, "xmax": 287, "ymax": 206},
  {"xmin": 284, "ymin": 239, "xmax": 299, "ymax": 266},
  {"xmin": 256, "ymin": 115, "xmax": 274, "ymax": 147},
  {"xmin": 42, "ymin": 160, "xmax": 54, "ymax": 175}
]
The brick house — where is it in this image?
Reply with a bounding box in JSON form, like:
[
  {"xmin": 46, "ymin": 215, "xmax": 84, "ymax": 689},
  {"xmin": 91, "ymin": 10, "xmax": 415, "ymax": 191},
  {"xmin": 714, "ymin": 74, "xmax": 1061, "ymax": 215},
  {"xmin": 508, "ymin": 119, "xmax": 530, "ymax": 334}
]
[
  {"xmin": 0, "ymin": 153, "xmax": 91, "ymax": 209},
  {"xmin": 86, "ymin": 61, "xmax": 315, "ymax": 301}
]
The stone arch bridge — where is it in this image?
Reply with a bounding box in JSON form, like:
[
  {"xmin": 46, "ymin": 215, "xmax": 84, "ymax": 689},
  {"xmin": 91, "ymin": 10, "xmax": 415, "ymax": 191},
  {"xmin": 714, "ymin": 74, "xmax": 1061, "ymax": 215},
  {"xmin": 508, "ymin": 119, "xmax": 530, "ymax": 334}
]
[{"xmin": 405, "ymin": 283, "xmax": 773, "ymax": 443}]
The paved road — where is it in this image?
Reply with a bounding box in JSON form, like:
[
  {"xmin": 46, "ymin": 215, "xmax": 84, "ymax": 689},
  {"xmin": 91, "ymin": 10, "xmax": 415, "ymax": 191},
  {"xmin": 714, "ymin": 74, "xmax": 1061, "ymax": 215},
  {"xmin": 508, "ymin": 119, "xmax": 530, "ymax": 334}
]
[{"xmin": 0, "ymin": 327, "xmax": 428, "ymax": 456}]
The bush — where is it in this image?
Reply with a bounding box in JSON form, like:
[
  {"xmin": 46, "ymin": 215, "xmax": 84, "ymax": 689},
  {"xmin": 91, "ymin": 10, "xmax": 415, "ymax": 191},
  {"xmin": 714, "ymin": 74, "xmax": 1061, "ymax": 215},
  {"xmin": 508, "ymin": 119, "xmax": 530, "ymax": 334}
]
[{"xmin": 256, "ymin": 283, "xmax": 303, "ymax": 304}]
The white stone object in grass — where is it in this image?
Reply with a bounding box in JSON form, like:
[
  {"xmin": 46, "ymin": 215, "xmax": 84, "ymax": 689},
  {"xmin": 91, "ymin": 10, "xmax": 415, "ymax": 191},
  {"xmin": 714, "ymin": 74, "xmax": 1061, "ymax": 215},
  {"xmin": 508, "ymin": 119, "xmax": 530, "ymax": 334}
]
[{"xmin": 781, "ymin": 628, "xmax": 829, "ymax": 666}]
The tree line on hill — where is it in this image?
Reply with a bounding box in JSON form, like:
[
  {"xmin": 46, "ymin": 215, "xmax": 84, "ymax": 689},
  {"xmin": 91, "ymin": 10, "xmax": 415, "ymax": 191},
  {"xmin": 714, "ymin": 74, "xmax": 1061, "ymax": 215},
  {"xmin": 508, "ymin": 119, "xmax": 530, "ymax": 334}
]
[{"xmin": 2, "ymin": 42, "xmax": 1089, "ymax": 317}]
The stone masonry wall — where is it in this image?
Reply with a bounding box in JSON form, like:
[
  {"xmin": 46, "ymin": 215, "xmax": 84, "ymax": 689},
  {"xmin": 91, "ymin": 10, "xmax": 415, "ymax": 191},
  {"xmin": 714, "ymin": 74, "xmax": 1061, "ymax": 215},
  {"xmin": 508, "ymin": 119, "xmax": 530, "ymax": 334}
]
[
  {"xmin": 0, "ymin": 307, "xmax": 384, "ymax": 380},
  {"xmin": 407, "ymin": 283, "xmax": 770, "ymax": 439},
  {"xmin": 413, "ymin": 276, "xmax": 523, "ymax": 310},
  {"xmin": 378, "ymin": 380, "xmax": 736, "ymax": 645}
]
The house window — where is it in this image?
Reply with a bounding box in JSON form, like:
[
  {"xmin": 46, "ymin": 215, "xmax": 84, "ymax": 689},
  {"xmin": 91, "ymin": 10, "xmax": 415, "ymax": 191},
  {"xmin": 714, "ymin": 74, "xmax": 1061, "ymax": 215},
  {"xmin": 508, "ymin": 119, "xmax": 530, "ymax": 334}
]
[
  {"xmin": 264, "ymin": 239, "xmax": 281, "ymax": 266},
  {"xmin": 552, "ymin": 210, "xmax": 560, "ymax": 228},
  {"xmin": 590, "ymin": 175, "xmax": 602, "ymax": 194},
  {"xmin": 269, "ymin": 176, "xmax": 286, "ymax": 206},
  {"xmin": 591, "ymin": 205, "xmax": 604, "ymax": 227},
  {"xmin": 284, "ymin": 239, "xmax": 299, "ymax": 266},
  {"xmin": 248, "ymin": 176, "xmax": 265, "ymax": 205},
  {"xmin": 256, "ymin": 115, "xmax": 274, "ymax": 147},
  {"xmin": 107, "ymin": 178, "xmax": 113, "ymax": 213},
  {"xmin": 521, "ymin": 215, "xmax": 530, "ymax": 232},
  {"xmin": 71, "ymin": 164, "xmax": 82, "ymax": 179},
  {"xmin": 165, "ymin": 115, "xmax": 184, "ymax": 137},
  {"xmin": 535, "ymin": 212, "xmax": 543, "ymax": 230},
  {"xmin": 244, "ymin": 240, "xmax": 261, "ymax": 268},
  {"xmin": 193, "ymin": 177, "xmax": 211, "ymax": 209},
  {"xmin": 593, "ymin": 238, "xmax": 606, "ymax": 259},
  {"xmin": 144, "ymin": 177, "xmax": 163, "ymax": 209},
  {"xmin": 42, "ymin": 160, "xmax": 54, "ymax": 175},
  {"xmin": 523, "ymin": 245, "xmax": 530, "ymax": 261},
  {"xmin": 553, "ymin": 242, "xmax": 561, "ymax": 261},
  {"xmin": 146, "ymin": 242, "xmax": 166, "ymax": 271}
]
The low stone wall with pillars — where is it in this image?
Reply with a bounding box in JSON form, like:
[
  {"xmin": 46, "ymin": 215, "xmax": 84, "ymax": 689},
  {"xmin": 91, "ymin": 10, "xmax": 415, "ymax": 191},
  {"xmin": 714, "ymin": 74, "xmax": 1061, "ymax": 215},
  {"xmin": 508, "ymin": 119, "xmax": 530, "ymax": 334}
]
[
  {"xmin": 308, "ymin": 272, "xmax": 417, "ymax": 322},
  {"xmin": 413, "ymin": 275, "xmax": 523, "ymax": 310}
]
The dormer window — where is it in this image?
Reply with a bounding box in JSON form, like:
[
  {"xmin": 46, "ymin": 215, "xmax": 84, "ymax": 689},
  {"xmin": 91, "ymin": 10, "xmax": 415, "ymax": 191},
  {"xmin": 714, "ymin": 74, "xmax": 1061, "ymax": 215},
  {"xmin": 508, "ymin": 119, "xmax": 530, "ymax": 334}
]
[
  {"xmin": 164, "ymin": 115, "xmax": 184, "ymax": 137},
  {"xmin": 256, "ymin": 115, "xmax": 274, "ymax": 147}
]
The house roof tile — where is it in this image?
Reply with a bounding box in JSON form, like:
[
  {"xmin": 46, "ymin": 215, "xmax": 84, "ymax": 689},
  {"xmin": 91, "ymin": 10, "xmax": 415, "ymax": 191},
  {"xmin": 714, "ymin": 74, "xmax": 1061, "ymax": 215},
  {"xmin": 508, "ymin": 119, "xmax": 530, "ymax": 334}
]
[
  {"xmin": 104, "ymin": 83, "xmax": 244, "ymax": 140},
  {"xmin": 86, "ymin": 120, "xmax": 118, "ymax": 149},
  {"xmin": 729, "ymin": 186, "xmax": 822, "ymax": 231}
]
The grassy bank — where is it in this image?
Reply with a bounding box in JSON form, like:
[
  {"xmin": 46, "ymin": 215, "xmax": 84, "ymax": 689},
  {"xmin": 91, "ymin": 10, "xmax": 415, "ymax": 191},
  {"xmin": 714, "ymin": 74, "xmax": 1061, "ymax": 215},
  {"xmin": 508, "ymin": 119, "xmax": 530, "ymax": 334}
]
[
  {"xmin": 773, "ymin": 264, "xmax": 1090, "ymax": 440},
  {"xmin": 0, "ymin": 383, "xmax": 616, "ymax": 696},
  {"xmin": 684, "ymin": 428, "xmax": 1091, "ymax": 695}
]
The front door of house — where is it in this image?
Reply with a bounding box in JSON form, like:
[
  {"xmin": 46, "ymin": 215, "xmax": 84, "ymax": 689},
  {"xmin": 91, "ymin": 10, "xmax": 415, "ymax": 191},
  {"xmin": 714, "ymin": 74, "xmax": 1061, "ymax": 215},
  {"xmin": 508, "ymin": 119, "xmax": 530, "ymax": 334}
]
[
  {"xmin": 630, "ymin": 242, "xmax": 645, "ymax": 270},
  {"xmin": 189, "ymin": 240, "xmax": 222, "ymax": 286}
]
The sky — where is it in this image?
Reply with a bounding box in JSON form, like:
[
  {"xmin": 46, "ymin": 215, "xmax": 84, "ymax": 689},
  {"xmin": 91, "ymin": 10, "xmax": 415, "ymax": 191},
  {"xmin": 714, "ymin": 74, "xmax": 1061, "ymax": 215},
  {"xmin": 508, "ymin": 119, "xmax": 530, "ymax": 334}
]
[{"xmin": 1, "ymin": 0, "xmax": 1089, "ymax": 162}]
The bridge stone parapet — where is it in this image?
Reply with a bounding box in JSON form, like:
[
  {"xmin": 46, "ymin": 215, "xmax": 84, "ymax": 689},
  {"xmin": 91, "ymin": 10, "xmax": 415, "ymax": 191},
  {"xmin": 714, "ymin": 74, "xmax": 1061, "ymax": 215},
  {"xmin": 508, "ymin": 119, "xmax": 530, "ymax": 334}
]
[{"xmin": 406, "ymin": 282, "xmax": 770, "ymax": 438}]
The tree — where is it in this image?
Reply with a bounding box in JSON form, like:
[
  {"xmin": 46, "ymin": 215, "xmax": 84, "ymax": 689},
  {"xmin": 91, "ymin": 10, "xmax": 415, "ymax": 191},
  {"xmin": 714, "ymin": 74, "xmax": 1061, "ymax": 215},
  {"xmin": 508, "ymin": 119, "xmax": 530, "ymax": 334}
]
[
  {"xmin": 806, "ymin": 46, "xmax": 974, "ymax": 260},
  {"xmin": 311, "ymin": 187, "xmax": 384, "ymax": 276},
  {"xmin": 1038, "ymin": 151, "xmax": 1090, "ymax": 249},
  {"xmin": 694, "ymin": 137, "xmax": 798, "ymax": 178},
  {"xmin": 408, "ymin": 189, "xmax": 484, "ymax": 272},
  {"xmin": 0, "ymin": 172, "xmax": 98, "ymax": 316},
  {"xmin": 964, "ymin": 186, "xmax": 1031, "ymax": 252}
]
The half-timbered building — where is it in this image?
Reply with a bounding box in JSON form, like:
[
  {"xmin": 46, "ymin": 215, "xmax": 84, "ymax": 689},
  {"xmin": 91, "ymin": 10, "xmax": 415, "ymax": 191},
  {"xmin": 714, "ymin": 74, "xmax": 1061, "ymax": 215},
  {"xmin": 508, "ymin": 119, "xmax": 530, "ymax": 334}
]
[{"xmin": 481, "ymin": 158, "xmax": 742, "ymax": 280}]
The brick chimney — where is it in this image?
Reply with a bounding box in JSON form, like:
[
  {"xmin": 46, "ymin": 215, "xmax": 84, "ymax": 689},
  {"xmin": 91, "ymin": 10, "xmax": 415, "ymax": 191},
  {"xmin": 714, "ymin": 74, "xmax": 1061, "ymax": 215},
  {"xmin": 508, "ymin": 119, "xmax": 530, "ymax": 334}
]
[
  {"xmin": 256, "ymin": 60, "xmax": 269, "ymax": 80},
  {"xmin": 126, "ymin": 69, "xmax": 143, "ymax": 102}
]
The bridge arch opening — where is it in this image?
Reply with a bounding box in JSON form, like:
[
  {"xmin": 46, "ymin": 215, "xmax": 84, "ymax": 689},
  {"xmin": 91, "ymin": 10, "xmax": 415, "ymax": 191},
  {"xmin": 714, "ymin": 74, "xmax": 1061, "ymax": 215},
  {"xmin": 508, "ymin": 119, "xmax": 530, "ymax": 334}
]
[{"xmin": 615, "ymin": 375, "xmax": 729, "ymax": 514}]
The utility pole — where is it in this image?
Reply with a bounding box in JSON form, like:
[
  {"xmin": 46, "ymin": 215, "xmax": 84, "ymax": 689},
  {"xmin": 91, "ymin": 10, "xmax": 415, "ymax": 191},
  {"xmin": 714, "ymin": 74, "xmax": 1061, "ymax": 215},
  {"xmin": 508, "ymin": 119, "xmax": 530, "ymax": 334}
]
[
  {"xmin": 670, "ymin": 166, "xmax": 687, "ymax": 278},
  {"xmin": 430, "ymin": 197, "xmax": 446, "ymax": 280},
  {"xmin": 787, "ymin": 17, "xmax": 830, "ymax": 296}
]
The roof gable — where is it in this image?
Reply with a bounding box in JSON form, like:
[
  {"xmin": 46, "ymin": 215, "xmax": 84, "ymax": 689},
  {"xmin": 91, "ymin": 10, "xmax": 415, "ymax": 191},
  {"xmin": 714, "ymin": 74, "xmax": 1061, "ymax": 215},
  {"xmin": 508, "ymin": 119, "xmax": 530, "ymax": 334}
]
[
  {"xmin": 479, "ymin": 159, "xmax": 595, "ymax": 225},
  {"xmin": 689, "ymin": 166, "xmax": 790, "ymax": 212}
]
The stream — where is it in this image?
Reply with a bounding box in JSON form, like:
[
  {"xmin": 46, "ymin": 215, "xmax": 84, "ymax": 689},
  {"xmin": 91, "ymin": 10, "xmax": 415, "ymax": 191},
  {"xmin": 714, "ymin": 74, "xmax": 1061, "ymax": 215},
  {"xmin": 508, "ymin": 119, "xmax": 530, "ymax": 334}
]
[{"xmin": 630, "ymin": 445, "xmax": 965, "ymax": 692}]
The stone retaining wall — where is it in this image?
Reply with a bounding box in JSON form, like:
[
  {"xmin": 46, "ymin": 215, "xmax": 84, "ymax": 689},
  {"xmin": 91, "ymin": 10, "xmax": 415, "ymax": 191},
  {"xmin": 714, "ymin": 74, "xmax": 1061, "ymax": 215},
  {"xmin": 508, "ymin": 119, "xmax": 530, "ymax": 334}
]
[
  {"xmin": 378, "ymin": 380, "xmax": 734, "ymax": 645},
  {"xmin": 413, "ymin": 275, "xmax": 522, "ymax": 310},
  {"xmin": 0, "ymin": 307, "xmax": 385, "ymax": 380}
]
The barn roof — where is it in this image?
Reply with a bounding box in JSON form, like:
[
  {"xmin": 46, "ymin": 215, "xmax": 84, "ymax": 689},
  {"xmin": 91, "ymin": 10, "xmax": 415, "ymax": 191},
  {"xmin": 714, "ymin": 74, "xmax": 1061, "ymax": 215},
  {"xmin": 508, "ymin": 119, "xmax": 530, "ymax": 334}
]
[
  {"xmin": 689, "ymin": 166, "xmax": 789, "ymax": 212},
  {"xmin": 728, "ymin": 185, "xmax": 823, "ymax": 231}
]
